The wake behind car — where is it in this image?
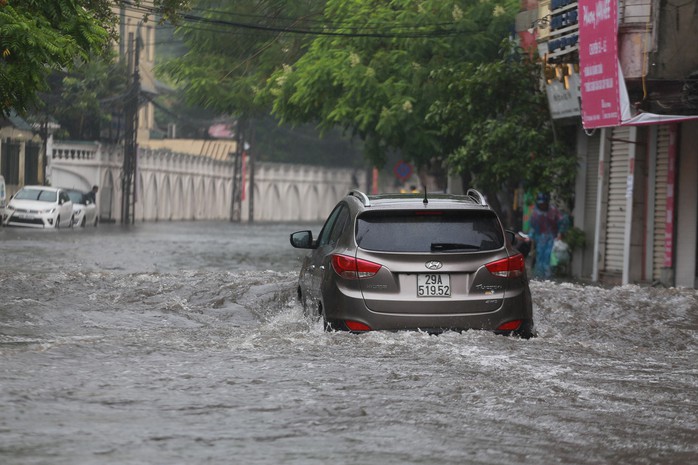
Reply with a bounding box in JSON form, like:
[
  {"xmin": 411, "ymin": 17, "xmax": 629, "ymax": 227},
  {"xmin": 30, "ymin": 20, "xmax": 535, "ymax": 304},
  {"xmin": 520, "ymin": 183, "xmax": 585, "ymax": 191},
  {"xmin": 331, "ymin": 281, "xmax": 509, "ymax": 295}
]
[
  {"xmin": 65, "ymin": 189, "xmax": 98, "ymax": 227},
  {"xmin": 3, "ymin": 186, "xmax": 74, "ymax": 228},
  {"xmin": 290, "ymin": 189, "xmax": 535, "ymax": 338}
]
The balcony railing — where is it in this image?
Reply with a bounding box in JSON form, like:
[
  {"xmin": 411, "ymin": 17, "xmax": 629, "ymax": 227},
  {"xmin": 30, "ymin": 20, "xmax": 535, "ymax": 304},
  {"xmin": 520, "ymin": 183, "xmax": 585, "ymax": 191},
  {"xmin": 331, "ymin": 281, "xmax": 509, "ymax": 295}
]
[{"xmin": 51, "ymin": 142, "xmax": 99, "ymax": 160}]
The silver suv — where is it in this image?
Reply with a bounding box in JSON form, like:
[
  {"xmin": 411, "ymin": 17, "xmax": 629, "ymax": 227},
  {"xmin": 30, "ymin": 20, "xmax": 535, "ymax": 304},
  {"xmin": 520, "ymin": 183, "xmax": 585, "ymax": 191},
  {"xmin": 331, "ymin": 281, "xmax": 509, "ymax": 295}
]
[{"xmin": 290, "ymin": 189, "xmax": 535, "ymax": 338}]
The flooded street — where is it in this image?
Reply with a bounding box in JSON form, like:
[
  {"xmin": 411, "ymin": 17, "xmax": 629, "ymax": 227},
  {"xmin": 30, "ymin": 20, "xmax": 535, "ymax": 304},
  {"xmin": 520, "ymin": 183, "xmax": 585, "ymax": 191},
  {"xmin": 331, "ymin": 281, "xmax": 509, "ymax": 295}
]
[{"xmin": 1, "ymin": 222, "xmax": 696, "ymax": 465}]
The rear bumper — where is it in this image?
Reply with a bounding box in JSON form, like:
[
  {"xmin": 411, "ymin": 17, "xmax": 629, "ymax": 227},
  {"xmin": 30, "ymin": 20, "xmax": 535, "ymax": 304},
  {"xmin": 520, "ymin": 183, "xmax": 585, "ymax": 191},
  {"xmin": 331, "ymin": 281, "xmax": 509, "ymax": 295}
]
[{"xmin": 322, "ymin": 285, "xmax": 533, "ymax": 334}]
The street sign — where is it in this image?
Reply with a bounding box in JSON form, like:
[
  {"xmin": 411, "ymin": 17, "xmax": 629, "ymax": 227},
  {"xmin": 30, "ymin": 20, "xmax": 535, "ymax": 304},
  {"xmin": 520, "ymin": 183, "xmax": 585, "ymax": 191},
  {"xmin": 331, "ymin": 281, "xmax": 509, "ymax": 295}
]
[{"xmin": 393, "ymin": 160, "xmax": 413, "ymax": 182}]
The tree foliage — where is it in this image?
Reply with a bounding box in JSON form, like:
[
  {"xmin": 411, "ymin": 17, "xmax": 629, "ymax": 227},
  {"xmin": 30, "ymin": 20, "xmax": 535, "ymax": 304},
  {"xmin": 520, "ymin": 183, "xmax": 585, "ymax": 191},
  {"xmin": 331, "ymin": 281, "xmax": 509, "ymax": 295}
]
[
  {"xmin": 157, "ymin": 0, "xmax": 370, "ymax": 167},
  {"xmin": 158, "ymin": 0, "xmax": 321, "ymax": 119},
  {"xmin": 262, "ymin": 0, "xmax": 577, "ymax": 198},
  {"xmin": 264, "ymin": 0, "xmax": 517, "ymax": 169},
  {"xmin": 40, "ymin": 52, "xmax": 129, "ymax": 141},
  {"xmin": 159, "ymin": 0, "xmax": 576, "ymax": 197},
  {"xmin": 427, "ymin": 49, "xmax": 578, "ymax": 198},
  {"xmin": 0, "ymin": 0, "xmax": 109, "ymax": 115},
  {"xmin": 0, "ymin": 0, "xmax": 190, "ymax": 116}
]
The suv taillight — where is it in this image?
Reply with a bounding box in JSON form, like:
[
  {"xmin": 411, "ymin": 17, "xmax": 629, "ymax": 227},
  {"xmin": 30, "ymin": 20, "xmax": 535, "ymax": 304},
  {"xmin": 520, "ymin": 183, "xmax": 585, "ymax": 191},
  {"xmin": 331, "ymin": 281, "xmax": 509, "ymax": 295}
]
[
  {"xmin": 331, "ymin": 254, "xmax": 382, "ymax": 279},
  {"xmin": 485, "ymin": 254, "xmax": 525, "ymax": 278}
]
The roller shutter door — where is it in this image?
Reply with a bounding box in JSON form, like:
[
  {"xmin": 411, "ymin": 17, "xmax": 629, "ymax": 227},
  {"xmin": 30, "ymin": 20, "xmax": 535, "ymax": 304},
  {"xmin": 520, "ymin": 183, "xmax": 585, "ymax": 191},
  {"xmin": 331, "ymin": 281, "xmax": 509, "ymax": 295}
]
[
  {"xmin": 652, "ymin": 126, "xmax": 670, "ymax": 281},
  {"xmin": 583, "ymin": 132, "xmax": 601, "ymax": 235},
  {"xmin": 604, "ymin": 126, "xmax": 630, "ymax": 272},
  {"xmin": 582, "ymin": 131, "xmax": 601, "ymax": 278}
]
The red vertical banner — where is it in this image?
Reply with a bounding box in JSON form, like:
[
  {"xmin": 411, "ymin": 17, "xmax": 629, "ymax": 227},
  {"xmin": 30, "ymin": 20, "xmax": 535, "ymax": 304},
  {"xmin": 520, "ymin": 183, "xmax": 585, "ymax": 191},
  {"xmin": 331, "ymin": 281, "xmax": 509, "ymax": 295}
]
[
  {"xmin": 578, "ymin": 0, "xmax": 620, "ymax": 128},
  {"xmin": 664, "ymin": 125, "xmax": 677, "ymax": 268},
  {"xmin": 371, "ymin": 167, "xmax": 379, "ymax": 194}
]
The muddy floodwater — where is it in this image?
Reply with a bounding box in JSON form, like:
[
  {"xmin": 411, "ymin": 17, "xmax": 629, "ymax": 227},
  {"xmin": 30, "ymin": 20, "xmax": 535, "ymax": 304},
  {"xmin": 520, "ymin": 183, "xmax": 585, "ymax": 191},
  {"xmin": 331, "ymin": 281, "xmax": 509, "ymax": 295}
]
[{"xmin": 1, "ymin": 222, "xmax": 696, "ymax": 465}]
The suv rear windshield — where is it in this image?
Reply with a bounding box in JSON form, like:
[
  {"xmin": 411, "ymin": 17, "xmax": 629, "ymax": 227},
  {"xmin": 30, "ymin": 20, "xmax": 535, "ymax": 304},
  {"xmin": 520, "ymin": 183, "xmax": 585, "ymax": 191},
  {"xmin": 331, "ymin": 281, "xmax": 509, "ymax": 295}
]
[{"xmin": 356, "ymin": 210, "xmax": 504, "ymax": 253}]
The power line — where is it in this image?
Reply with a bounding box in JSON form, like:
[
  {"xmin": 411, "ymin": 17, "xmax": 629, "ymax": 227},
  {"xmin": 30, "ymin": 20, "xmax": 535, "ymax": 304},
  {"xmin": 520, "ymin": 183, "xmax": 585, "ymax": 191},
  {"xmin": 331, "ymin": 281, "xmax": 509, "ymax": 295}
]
[
  {"xmin": 181, "ymin": 13, "xmax": 463, "ymax": 38},
  {"xmin": 181, "ymin": 2, "xmax": 459, "ymax": 32},
  {"xmin": 123, "ymin": 0, "xmax": 461, "ymax": 32},
  {"xmin": 121, "ymin": 1, "xmax": 477, "ymax": 39}
]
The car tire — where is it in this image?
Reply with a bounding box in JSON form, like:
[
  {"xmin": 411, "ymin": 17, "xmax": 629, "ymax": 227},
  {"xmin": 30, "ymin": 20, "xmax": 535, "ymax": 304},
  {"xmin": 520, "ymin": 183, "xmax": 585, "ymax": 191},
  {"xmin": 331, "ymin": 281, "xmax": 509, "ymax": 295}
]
[
  {"xmin": 94, "ymin": 217, "xmax": 98, "ymax": 227},
  {"xmin": 69, "ymin": 216, "xmax": 74, "ymax": 228},
  {"xmin": 515, "ymin": 320, "xmax": 537, "ymax": 339},
  {"xmin": 55, "ymin": 216, "xmax": 60, "ymax": 229},
  {"xmin": 81, "ymin": 217, "xmax": 86, "ymax": 227}
]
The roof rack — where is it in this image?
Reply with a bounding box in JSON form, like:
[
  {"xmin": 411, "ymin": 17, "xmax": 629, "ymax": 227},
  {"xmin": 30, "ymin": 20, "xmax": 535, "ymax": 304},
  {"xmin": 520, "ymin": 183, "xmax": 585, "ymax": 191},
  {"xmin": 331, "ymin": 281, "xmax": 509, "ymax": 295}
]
[
  {"xmin": 466, "ymin": 188, "xmax": 487, "ymax": 206},
  {"xmin": 349, "ymin": 189, "xmax": 371, "ymax": 207}
]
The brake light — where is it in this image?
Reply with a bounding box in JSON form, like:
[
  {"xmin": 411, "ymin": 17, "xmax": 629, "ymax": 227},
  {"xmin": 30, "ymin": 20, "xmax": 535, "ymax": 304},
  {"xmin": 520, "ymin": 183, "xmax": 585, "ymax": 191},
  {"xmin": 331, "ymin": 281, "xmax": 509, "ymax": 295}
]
[
  {"xmin": 485, "ymin": 254, "xmax": 525, "ymax": 278},
  {"xmin": 497, "ymin": 320, "xmax": 522, "ymax": 331},
  {"xmin": 331, "ymin": 254, "xmax": 382, "ymax": 279},
  {"xmin": 345, "ymin": 320, "xmax": 372, "ymax": 331}
]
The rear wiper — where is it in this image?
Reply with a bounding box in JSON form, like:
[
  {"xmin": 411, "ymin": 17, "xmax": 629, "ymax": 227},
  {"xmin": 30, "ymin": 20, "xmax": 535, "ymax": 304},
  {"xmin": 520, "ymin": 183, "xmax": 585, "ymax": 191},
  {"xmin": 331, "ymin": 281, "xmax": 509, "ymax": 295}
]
[{"xmin": 430, "ymin": 242, "xmax": 480, "ymax": 252}]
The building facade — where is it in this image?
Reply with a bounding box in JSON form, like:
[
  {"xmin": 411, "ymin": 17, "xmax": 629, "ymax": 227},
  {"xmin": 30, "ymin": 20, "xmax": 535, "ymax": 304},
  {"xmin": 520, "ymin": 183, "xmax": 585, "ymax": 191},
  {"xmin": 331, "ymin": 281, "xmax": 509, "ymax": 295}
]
[
  {"xmin": 517, "ymin": 0, "xmax": 698, "ymax": 288},
  {"xmin": 0, "ymin": 113, "xmax": 44, "ymax": 198}
]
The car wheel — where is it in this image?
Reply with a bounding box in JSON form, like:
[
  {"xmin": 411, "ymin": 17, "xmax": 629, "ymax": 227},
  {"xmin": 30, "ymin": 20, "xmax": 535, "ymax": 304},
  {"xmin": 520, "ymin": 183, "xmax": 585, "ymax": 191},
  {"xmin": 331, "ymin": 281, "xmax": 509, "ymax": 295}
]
[
  {"xmin": 94, "ymin": 217, "xmax": 98, "ymax": 227},
  {"xmin": 515, "ymin": 320, "xmax": 537, "ymax": 339},
  {"xmin": 69, "ymin": 215, "xmax": 75, "ymax": 228},
  {"xmin": 80, "ymin": 217, "xmax": 86, "ymax": 227},
  {"xmin": 55, "ymin": 216, "xmax": 60, "ymax": 229}
]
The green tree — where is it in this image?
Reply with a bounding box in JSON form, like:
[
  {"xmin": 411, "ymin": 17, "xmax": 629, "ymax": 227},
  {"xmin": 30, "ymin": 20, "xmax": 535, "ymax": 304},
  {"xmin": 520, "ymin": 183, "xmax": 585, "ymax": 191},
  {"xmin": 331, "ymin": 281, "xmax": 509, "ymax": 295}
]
[
  {"xmin": 426, "ymin": 47, "xmax": 578, "ymax": 203},
  {"xmin": 0, "ymin": 0, "xmax": 109, "ymax": 115},
  {"xmin": 158, "ymin": 0, "xmax": 368, "ymax": 166},
  {"xmin": 0, "ymin": 0, "xmax": 190, "ymax": 116},
  {"xmin": 42, "ymin": 53, "xmax": 129, "ymax": 141},
  {"xmin": 158, "ymin": 0, "xmax": 321, "ymax": 119},
  {"xmin": 264, "ymin": 0, "xmax": 517, "ymax": 171}
]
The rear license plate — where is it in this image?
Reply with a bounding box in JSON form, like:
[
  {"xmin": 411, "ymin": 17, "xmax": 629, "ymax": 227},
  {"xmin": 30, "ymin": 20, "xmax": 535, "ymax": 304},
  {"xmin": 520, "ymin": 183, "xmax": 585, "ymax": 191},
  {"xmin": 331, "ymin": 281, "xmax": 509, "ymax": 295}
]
[{"xmin": 417, "ymin": 274, "xmax": 451, "ymax": 297}]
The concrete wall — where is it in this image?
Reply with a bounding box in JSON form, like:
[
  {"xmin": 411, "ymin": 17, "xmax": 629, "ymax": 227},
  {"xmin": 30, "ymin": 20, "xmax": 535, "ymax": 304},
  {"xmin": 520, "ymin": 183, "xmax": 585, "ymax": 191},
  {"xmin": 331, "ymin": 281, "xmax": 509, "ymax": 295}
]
[
  {"xmin": 655, "ymin": 0, "xmax": 698, "ymax": 79},
  {"xmin": 48, "ymin": 142, "xmax": 357, "ymax": 223}
]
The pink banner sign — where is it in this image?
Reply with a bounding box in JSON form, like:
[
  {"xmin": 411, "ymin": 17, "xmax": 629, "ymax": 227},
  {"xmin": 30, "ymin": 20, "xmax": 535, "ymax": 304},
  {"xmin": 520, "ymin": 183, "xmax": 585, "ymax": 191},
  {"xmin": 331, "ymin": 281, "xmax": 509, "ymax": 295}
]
[{"xmin": 578, "ymin": 0, "xmax": 620, "ymax": 128}]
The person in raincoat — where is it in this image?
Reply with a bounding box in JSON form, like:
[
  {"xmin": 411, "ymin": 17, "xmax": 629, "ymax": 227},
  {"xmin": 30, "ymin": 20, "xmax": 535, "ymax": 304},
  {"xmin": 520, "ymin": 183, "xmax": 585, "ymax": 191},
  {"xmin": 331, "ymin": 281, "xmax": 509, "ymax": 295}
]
[{"xmin": 528, "ymin": 193, "xmax": 563, "ymax": 279}]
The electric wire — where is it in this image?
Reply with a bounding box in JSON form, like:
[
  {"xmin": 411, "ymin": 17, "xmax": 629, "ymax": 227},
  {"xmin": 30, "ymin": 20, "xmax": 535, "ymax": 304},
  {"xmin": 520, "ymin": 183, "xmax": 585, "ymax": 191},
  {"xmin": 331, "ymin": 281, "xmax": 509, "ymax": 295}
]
[{"xmin": 120, "ymin": 0, "xmax": 480, "ymax": 39}]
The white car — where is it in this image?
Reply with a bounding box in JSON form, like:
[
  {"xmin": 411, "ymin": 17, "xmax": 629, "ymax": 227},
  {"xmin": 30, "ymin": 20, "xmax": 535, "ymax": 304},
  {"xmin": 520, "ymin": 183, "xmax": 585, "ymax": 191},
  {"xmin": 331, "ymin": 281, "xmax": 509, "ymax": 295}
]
[
  {"xmin": 3, "ymin": 185, "xmax": 74, "ymax": 228},
  {"xmin": 65, "ymin": 189, "xmax": 98, "ymax": 227}
]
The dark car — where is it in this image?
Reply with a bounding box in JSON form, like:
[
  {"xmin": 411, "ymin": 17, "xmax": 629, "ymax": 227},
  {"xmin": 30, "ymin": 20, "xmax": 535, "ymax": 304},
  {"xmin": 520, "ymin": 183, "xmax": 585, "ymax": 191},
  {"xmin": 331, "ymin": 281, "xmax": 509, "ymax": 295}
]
[{"xmin": 290, "ymin": 189, "xmax": 535, "ymax": 337}]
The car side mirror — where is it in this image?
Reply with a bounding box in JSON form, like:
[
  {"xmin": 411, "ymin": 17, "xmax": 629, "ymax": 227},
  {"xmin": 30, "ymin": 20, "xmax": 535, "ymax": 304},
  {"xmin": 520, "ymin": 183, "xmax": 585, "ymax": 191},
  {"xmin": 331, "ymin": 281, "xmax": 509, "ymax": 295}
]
[{"xmin": 290, "ymin": 230, "xmax": 314, "ymax": 249}]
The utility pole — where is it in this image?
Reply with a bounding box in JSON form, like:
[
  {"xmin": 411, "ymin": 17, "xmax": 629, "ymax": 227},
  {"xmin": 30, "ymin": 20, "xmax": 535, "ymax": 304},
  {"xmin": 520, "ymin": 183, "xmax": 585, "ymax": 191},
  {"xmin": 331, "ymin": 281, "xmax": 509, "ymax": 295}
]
[
  {"xmin": 230, "ymin": 143, "xmax": 242, "ymax": 222},
  {"xmin": 40, "ymin": 115, "xmax": 48, "ymax": 185},
  {"xmin": 230, "ymin": 118, "xmax": 245, "ymax": 222},
  {"xmin": 248, "ymin": 145, "xmax": 254, "ymax": 223},
  {"xmin": 121, "ymin": 31, "xmax": 140, "ymax": 224}
]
